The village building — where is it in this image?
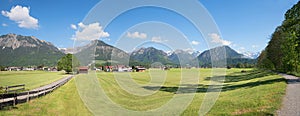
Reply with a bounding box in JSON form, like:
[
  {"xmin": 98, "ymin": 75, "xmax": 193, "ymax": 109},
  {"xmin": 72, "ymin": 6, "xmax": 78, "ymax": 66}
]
[
  {"xmin": 135, "ymin": 66, "xmax": 146, "ymax": 72},
  {"xmin": 7, "ymin": 67, "xmax": 21, "ymax": 71},
  {"xmin": 78, "ymin": 66, "xmax": 89, "ymax": 74}
]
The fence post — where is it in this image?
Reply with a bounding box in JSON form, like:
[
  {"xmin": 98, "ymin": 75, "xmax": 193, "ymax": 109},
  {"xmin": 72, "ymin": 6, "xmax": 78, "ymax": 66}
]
[
  {"xmin": 13, "ymin": 92, "xmax": 16, "ymax": 107},
  {"xmin": 43, "ymin": 89, "xmax": 46, "ymax": 96},
  {"xmin": 26, "ymin": 91, "xmax": 29, "ymax": 102},
  {"xmin": 5, "ymin": 86, "xmax": 8, "ymax": 93},
  {"xmin": 0, "ymin": 94, "xmax": 3, "ymax": 110}
]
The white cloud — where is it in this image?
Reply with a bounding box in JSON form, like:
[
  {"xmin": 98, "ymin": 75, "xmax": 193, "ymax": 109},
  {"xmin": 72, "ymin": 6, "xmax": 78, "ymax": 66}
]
[
  {"xmin": 151, "ymin": 36, "xmax": 164, "ymax": 43},
  {"xmin": 70, "ymin": 24, "xmax": 77, "ymax": 30},
  {"xmin": 183, "ymin": 48, "xmax": 196, "ymax": 54},
  {"xmin": 102, "ymin": 38, "xmax": 111, "ymax": 41},
  {"xmin": 231, "ymin": 43, "xmax": 237, "ymax": 47},
  {"xmin": 191, "ymin": 40, "xmax": 200, "ymax": 45},
  {"xmin": 2, "ymin": 23, "xmax": 7, "ymax": 27},
  {"xmin": 126, "ymin": 32, "xmax": 147, "ymax": 39},
  {"xmin": 237, "ymin": 47, "xmax": 246, "ymax": 53},
  {"xmin": 72, "ymin": 22, "xmax": 110, "ymax": 41},
  {"xmin": 1, "ymin": 5, "xmax": 39, "ymax": 29},
  {"xmin": 208, "ymin": 33, "xmax": 231, "ymax": 45},
  {"xmin": 252, "ymin": 45, "xmax": 258, "ymax": 48}
]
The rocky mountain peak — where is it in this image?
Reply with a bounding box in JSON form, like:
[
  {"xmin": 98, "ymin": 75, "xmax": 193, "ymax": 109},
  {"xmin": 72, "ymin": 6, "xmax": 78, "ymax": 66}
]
[{"xmin": 0, "ymin": 33, "xmax": 54, "ymax": 50}]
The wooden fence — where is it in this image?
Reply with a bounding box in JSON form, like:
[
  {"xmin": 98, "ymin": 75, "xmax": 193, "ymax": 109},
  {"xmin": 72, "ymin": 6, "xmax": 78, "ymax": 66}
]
[{"xmin": 0, "ymin": 75, "xmax": 73, "ymax": 109}]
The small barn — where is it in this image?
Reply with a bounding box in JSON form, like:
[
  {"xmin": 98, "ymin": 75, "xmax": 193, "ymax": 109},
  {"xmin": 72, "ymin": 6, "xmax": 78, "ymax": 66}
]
[
  {"xmin": 78, "ymin": 66, "xmax": 89, "ymax": 74},
  {"xmin": 136, "ymin": 67, "xmax": 146, "ymax": 72}
]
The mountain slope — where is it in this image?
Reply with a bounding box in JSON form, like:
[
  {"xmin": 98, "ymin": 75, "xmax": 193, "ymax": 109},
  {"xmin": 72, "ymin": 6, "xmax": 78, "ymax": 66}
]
[
  {"xmin": 75, "ymin": 40, "xmax": 129, "ymax": 66},
  {"xmin": 198, "ymin": 46, "xmax": 243, "ymax": 63},
  {"xmin": 130, "ymin": 47, "xmax": 172, "ymax": 65},
  {"xmin": 0, "ymin": 34, "xmax": 64, "ymax": 66},
  {"xmin": 198, "ymin": 46, "xmax": 256, "ymax": 67},
  {"xmin": 168, "ymin": 49, "xmax": 198, "ymax": 66}
]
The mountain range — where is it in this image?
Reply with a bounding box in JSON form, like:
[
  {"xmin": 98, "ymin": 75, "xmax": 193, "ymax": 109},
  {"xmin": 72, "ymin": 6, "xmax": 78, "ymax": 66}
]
[
  {"xmin": 0, "ymin": 34, "xmax": 64, "ymax": 66},
  {"xmin": 241, "ymin": 51, "xmax": 260, "ymax": 59},
  {"xmin": 0, "ymin": 33, "xmax": 257, "ymax": 67}
]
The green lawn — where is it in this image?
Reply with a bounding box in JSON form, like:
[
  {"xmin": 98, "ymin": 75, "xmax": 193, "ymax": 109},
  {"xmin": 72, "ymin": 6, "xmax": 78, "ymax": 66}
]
[
  {"xmin": 76, "ymin": 68, "xmax": 286, "ymax": 115},
  {"xmin": 0, "ymin": 71, "xmax": 67, "ymax": 90},
  {"xmin": 0, "ymin": 68, "xmax": 286, "ymax": 115},
  {"xmin": 0, "ymin": 79, "xmax": 92, "ymax": 116}
]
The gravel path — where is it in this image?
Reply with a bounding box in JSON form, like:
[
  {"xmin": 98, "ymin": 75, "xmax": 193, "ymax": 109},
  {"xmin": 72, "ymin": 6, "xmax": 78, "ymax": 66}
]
[{"xmin": 277, "ymin": 74, "xmax": 300, "ymax": 116}]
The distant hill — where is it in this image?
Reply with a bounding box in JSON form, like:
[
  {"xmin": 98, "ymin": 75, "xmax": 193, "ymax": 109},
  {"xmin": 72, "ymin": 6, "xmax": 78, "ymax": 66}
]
[
  {"xmin": 198, "ymin": 46, "xmax": 243, "ymax": 63},
  {"xmin": 168, "ymin": 49, "xmax": 198, "ymax": 66},
  {"xmin": 130, "ymin": 47, "xmax": 172, "ymax": 66},
  {"xmin": 198, "ymin": 46, "xmax": 256, "ymax": 67},
  {"xmin": 0, "ymin": 34, "xmax": 64, "ymax": 66},
  {"xmin": 75, "ymin": 40, "xmax": 129, "ymax": 66},
  {"xmin": 241, "ymin": 51, "xmax": 260, "ymax": 59}
]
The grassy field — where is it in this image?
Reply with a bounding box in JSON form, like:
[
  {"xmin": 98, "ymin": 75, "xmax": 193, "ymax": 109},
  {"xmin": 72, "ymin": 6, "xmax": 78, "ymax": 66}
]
[
  {"xmin": 0, "ymin": 71, "xmax": 67, "ymax": 91},
  {"xmin": 91, "ymin": 68, "xmax": 286, "ymax": 115},
  {"xmin": 0, "ymin": 79, "xmax": 92, "ymax": 116},
  {"xmin": 0, "ymin": 68, "xmax": 287, "ymax": 115}
]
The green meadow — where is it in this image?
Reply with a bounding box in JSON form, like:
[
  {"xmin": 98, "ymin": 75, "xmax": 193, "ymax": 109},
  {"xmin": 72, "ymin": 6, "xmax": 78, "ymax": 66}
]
[
  {"xmin": 0, "ymin": 71, "xmax": 67, "ymax": 91},
  {"xmin": 0, "ymin": 68, "xmax": 286, "ymax": 115}
]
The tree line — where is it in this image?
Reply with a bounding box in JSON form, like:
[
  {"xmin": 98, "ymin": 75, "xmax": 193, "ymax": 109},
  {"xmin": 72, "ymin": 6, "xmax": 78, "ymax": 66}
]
[{"xmin": 257, "ymin": 1, "xmax": 300, "ymax": 75}]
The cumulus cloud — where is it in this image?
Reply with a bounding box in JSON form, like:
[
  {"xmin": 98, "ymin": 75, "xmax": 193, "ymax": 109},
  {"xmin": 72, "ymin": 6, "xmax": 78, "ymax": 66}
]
[
  {"xmin": 1, "ymin": 5, "xmax": 39, "ymax": 29},
  {"xmin": 72, "ymin": 22, "xmax": 110, "ymax": 41},
  {"xmin": 70, "ymin": 24, "xmax": 77, "ymax": 30},
  {"xmin": 191, "ymin": 40, "xmax": 200, "ymax": 45},
  {"xmin": 126, "ymin": 32, "xmax": 147, "ymax": 39},
  {"xmin": 208, "ymin": 33, "xmax": 231, "ymax": 45},
  {"xmin": 2, "ymin": 23, "xmax": 8, "ymax": 27}
]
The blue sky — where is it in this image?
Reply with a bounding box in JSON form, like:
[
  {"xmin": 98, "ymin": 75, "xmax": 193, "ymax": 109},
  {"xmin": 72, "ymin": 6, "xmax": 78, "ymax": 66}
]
[{"xmin": 0, "ymin": 0, "xmax": 299, "ymax": 53}]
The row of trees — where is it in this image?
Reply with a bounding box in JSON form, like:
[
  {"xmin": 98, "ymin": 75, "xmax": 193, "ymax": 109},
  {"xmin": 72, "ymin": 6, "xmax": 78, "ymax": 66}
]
[{"xmin": 257, "ymin": 1, "xmax": 300, "ymax": 74}]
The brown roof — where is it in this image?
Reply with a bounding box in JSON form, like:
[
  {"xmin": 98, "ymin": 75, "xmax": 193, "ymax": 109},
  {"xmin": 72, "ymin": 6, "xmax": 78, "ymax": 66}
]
[{"xmin": 78, "ymin": 66, "xmax": 88, "ymax": 69}]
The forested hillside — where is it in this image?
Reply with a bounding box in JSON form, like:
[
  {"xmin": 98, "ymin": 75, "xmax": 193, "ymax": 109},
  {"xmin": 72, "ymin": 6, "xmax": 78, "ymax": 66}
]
[{"xmin": 257, "ymin": 1, "xmax": 300, "ymax": 74}]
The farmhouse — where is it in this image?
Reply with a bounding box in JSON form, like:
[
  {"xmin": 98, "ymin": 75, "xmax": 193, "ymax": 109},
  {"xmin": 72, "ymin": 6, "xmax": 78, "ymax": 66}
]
[
  {"xmin": 105, "ymin": 66, "xmax": 114, "ymax": 72},
  {"xmin": 7, "ymin": 67, "xmax": 21, "ymax": 71},
  {"xmin": 78, "ymin": 66, "xmax": 89, "ymax": 74},
  {"xmin": 136, "ymin": 66, "xmax": 146, "ymax": 72}
]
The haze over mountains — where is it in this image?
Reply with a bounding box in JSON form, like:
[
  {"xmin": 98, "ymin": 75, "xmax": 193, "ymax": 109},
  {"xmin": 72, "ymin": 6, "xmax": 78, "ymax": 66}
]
[{"xmin": 0, "ymin": 33, "xmax": 257, "ymax": 67}]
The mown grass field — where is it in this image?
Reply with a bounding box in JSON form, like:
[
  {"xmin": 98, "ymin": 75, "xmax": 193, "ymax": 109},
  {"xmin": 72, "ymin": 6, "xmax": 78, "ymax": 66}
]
[
  {"xmin": 0, "ymin": 71, "xmax": 67, "ymax": 90},
  {"xmin": 0, "ymin": 79, "xmax": 92, "ymax": 116},
  {"xmin": 0, "ymin": 68, "xmax": 287, "ymax": 115},
  {"xmin": 93, "ymin": 68, "xmax": 286, "ymax": 115}
]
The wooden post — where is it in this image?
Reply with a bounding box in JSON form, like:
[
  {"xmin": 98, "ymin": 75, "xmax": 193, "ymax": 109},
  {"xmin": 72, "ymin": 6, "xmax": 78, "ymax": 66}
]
[
  {"xmin": 5, "ymin": 86, "xmax": 8, "ymax": 93},
  {"xmin": 26, "ymin": 91, "xmax": 29, "ymax": 102},
  {"xmin": 13, "ymin": 92, "xmax": 16, "ymax": 107}
]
